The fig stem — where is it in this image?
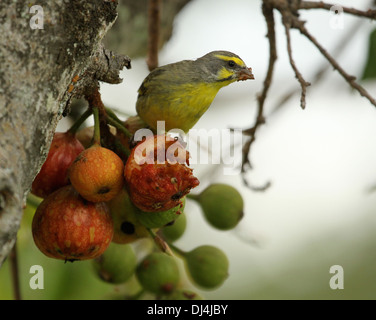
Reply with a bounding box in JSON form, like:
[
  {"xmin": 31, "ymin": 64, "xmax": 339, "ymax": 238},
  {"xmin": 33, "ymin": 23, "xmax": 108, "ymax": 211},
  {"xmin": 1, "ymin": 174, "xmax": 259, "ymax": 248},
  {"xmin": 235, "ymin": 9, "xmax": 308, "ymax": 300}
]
[
  {"xmin": 67, "ymin": 108, "xmax": 92, "ymax": 134},
  {"xmin": 147, "ymin": 228, "xmax": 174, "ymax": 256},
  {"xmin": 186, "ymin": 193, "xmax": 200, "ymax": 202},
  {"xmin": 106, "ymin": 116, "xmax": 132, "ymax": 138},
  {"xmin": 92, "ymin": 106, "xmax": 101, "ymax": 146},
  {"xmin": 26, "ymin": 193, "xmax": 42, "ymax": 208},
  {"xmin": 104, "ymin": 106, "xmax": 122, "ymax": 123},
  {"xmin": 125, "ymin": 288, "xmax": 145, "ymax": 300},
  {"xmin": 85, "ymin": 87, "xmax": 107, "ymax": 146},
  {"xmin": 167, "ymin": 242, "xmax": 187, "ymax": 258},
  {"xmin": 105, "ymin": 107, "xmax": 132, "ymax": 138}
]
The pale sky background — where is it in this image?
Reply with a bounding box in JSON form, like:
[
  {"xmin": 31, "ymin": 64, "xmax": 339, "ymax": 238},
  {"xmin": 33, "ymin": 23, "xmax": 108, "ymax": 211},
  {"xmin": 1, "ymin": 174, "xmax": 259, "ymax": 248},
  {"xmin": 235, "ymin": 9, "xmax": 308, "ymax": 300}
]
[{"xmin": 96, "ymin": 0, "xmax": 376, "ymax": 298}]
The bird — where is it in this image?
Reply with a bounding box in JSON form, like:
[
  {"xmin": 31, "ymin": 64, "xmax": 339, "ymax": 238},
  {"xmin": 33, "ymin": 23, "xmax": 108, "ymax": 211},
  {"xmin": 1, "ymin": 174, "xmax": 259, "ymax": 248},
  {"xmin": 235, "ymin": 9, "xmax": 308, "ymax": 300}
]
[{"xmin": 136, "ymin": 50, "xmax": 254, "ymax": 133}]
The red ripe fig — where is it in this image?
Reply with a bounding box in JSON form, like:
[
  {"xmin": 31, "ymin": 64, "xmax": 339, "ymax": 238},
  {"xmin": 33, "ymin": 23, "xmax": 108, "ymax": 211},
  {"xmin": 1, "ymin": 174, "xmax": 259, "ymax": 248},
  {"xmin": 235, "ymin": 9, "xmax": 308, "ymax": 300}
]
[
  {"xmin": 32, "ymin": 185, "xmax": 113, "ymax": 261},
  {"xmin": 124, "ymin": 135, "xmax": 199, "ymax": 212},
  {"xmin": 31, "ymin": 132, "xmax": 85, "ymax": 198}
]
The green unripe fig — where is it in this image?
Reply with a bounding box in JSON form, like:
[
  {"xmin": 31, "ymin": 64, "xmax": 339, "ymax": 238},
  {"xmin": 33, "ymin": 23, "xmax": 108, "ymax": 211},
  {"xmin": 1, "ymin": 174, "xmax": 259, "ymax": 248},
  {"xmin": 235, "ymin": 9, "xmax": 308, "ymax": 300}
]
[
  {"xmin": 92, "ymin": 243, "xmax": 137, "ymax": 284},
  {"xmin": 107, "ymin": 188, "xmax": 150, "ymax": 244},
  {"xmin": 192, "ymin": 184, "xmax": 244, "ymax": 230},
  {"xmin": 185, "ymin": 245, "xmax": 229, "ymax": 289},
  {"xmin": 160, "ymin": 211, "xmax": 187, "ymax": 242},
  {"xmin": 136, "ymin": 198, "xmax": 186, "ymax": 229},
  {"xmin": 163, "ymin": 289, "xmax": 203, "ymax": 300},
  {"xmin": 136, "ymin": 252, "xmax": 180, "ymax": 295}
]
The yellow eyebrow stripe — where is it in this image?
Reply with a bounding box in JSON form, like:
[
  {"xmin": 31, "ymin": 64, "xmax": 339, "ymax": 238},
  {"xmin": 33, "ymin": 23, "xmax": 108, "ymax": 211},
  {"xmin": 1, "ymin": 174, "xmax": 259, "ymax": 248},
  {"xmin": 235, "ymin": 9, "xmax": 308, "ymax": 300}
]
[{"xmin": 214, "ymin": 54, "xmax": 245, "ymax": 67}]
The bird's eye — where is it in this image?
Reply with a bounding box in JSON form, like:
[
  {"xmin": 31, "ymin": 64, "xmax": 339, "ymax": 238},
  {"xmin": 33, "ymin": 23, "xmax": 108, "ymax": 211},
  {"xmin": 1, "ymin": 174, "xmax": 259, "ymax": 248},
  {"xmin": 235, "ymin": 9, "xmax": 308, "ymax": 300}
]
[{"xmin": 228, "ymin": 60, "xmax": 236, "ymax": 68}]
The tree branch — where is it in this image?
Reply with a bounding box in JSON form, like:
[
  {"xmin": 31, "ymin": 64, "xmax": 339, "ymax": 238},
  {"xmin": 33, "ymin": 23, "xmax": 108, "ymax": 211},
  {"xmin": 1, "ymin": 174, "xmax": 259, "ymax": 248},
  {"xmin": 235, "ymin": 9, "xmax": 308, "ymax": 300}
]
[
  {"xmin": 239, "ymin": 2, "xmax": 276, "ymax": 191},
  {"xmin": 0, "ymin": 0, "xmax": 128, "ymax": 266},
  {"xmin": 239, "ymin": 0, "xmax": 376, "ymax": 192},
  {"xmin": 147, "ymin": 0, "xmax": 161, "ymax": 71}
]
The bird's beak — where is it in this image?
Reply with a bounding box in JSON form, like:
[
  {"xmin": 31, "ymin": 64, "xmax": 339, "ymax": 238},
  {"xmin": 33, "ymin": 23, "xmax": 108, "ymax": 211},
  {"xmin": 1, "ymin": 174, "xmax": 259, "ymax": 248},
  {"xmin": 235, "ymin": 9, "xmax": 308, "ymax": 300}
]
[{"xmin": 237, "ymin": 67, "xmax": 254, "ymax": 81}]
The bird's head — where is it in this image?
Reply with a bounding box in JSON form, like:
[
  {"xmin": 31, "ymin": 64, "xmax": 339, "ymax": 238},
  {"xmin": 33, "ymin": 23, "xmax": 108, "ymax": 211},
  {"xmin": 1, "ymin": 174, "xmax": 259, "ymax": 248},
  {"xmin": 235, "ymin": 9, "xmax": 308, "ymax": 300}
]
[{"xmin": 196, "ymin": 50, "xmax": 254, "ymax": 84}]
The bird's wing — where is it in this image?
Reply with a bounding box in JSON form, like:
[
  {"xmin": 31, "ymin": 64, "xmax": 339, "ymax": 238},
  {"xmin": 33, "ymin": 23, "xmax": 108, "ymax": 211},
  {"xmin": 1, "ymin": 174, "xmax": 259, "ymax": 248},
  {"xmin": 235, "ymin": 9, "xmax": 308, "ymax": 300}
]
[{"xmin": 137, "ymin": 60, "xmax": 203, "ymax": 97}]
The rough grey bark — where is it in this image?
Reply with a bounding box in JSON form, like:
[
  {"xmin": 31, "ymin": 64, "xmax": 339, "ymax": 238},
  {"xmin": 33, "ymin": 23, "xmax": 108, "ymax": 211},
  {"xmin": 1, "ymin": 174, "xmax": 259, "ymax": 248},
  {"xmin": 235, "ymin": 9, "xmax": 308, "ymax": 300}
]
[{"xmin": 0, "ymin": 0, "xmax": 130, "ymax": 266}]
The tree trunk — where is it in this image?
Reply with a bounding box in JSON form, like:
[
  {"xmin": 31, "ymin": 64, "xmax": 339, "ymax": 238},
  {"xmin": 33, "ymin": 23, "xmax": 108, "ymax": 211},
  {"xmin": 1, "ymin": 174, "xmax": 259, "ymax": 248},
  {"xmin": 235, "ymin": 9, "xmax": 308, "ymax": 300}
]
[{"xmin": 0, "ymin": 0, "xmax": 130, "ymax": 266}]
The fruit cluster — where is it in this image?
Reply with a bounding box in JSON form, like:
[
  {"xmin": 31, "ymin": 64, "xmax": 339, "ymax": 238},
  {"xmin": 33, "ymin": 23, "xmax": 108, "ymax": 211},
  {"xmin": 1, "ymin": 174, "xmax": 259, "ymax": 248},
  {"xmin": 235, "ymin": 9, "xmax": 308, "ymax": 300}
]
[{"xmin": 29, "ymin": 103, "xmax": 245, "ymax": 299}]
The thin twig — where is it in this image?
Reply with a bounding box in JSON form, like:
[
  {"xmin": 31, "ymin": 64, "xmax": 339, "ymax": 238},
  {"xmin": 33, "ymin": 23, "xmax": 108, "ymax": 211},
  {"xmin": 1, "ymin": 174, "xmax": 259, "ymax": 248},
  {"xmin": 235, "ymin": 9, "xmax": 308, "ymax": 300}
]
[
  {"xmin": 300, "ymin": 1, "xmax": 376, "ymax": 19},
  {"xmin": 10, "ymin": 242, "xmax": 21, "ymax": 300},
  {"xmin": 295, "ymin": 17, "xmax": 376, "ymax": 108},
  {"xmin": 256, "ymin": 3, "xmax": 278, "ymax": 118},
  {"xmin": 240, "ymin": 2, "xmax": 276, "ymax": 191},
  {"xmin": 269, "ymin": 18, "xmax": 364, "ymax": 115},
  {"xmin": 282, "ymin": 16, "xmax": 311, "ymax": 109},
  {"xmin": 147, "ymin": 0, "xmax": 161, "ymax": 71}
]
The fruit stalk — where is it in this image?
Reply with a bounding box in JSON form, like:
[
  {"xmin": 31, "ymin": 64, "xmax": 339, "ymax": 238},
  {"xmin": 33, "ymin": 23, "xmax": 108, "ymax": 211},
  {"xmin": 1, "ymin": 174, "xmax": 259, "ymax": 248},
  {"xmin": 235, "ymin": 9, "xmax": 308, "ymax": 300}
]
[
  {"xmin": 147, "ymin": 228, "xmax": 174, "ymax": 256},
  {"xmin": 92, "ymin": 107, "xmax": 101, "ymax": 146},
  {"xmin": 186, "ymin": 193, "xmax": 200, "ymax": 201},
  {"xmin": 85, "ymin": 87, "xmax": 108, "ymax": 146},
  {"xmin": 106, "ymin": 116, "xmax": 132, "ymax": 140},
  {"xmin": 105, "ymin": 107, "xmax": 132, "ymax": 138},
  {"xmin": 167, "ymin": 242, "xmax": 186, "ymax": 259},
  {"xmin": 67, "ymin": 108, "xmax": 92, "ymax": 135}
]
